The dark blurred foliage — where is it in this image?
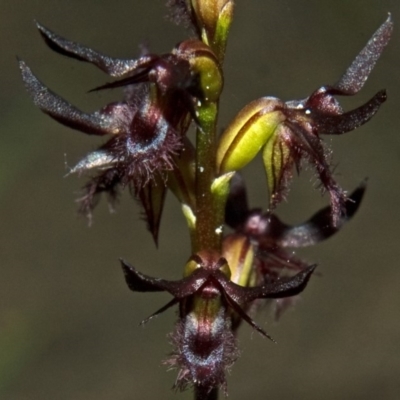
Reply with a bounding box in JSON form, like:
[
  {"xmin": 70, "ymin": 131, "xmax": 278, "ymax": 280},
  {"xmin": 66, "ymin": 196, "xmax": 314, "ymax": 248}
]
[{"xmin": 1, "ymin": 1, "xmax": 399, "ymax": 399}]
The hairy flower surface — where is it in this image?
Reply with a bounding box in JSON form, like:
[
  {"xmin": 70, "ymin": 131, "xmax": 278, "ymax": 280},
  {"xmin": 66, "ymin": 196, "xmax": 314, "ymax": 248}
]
[
  {"xmin": 224, "ymin": 174, "xmax": 366, "ymax": 320},
  {"xmin": 217, "ymin": 15, "xmax": 392, "ymax": 225},
  {"xmin": 20, "ymin": 23, "xmax": 223, "ymax": 241},
  {"xmin": 121, "ymin": 252, "xmax": 315, "ymax": 392}
]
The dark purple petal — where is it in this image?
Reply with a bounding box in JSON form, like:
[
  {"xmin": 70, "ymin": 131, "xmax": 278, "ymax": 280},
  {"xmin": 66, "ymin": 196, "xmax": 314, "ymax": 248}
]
[
  {"xmin": 221, "ymin": 265, "xmax": 316, "ymax": 303},
  {"xmin": 313, "ymin": 90, "xmax": 387, "ymax": 135},
  {"xmin": 137, "ymin": 177, "xmax": 167, "ymax": 247},
  {"xmin": 120, "ymin": 259, "xmax": 170, "ymax": 293},
  {"xmin": 89, "ymin": 69, "xmax": 154, "ymax": 92},
  {"xmin": 260, "ymin": 182, "xmax": 366, "ymax": 248},
  {"xmin": 19, "ymin": 60, "xmax": 121, "ymax": 135},
  {"xmin": 36, "ymin": 21, "xmax": 155, "ymax": 77},
  {"xmin": 89, "ymin": 54, "xmax": 193, "ymax": 96},
  {"xmin": 334, "ymin": 15, "xmax": 393, "ymax": 95},
  {"xmin": 120, "ymin": 259, "xmax": 208, "ymax": 297}
]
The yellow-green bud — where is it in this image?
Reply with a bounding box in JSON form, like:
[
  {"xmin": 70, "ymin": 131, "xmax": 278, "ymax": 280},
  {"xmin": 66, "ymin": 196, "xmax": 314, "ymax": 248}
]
[
  {"xmin": 217, "ymin": 97, "xmax": 285, "ymax": 174},
  {"xmin": 191, "ymin": 0, "xmax": 234, "ymax": 61}
]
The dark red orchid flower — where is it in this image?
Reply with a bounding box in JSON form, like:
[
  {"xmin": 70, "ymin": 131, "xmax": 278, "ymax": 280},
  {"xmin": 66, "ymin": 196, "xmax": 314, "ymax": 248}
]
[
  {"xmin": 18, "ymin": 25, "xmax": 190, "ymax": 215},
  {"xmin": 266, "ymin": 15, "xmax": 392, "ymax": 223},
  {"xmin": 19, "ymin": 22, "xmax": 222, "ymax": 242},
  {"xmin": 217, "ymin": 15, "xmax": 392, "ymax": 226},
  {"xmin": 121, "ymin": 252, "xmax": 315, "ymax": 392},
  {"xmin": 225, "ymin": 173, "xmax": 365, "ymax": 319}
]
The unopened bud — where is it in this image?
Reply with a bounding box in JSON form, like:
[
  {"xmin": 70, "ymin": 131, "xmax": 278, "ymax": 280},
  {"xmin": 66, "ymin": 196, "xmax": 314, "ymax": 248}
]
[
  {"xmin": 217, "ymin": 97, "xmax": 285, "ymax": 174},
  {"xmin": 191, "ymin": 0, "xmax": 234, "ymax": 62}
]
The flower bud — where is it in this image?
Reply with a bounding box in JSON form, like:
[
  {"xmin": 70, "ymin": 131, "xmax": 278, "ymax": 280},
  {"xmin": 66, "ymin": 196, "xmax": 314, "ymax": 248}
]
[
  {"xmin": 217, "ymin": 97, "xmax": 285, "ymax": 174},
  {"xmin": 191, "ymin": 0, "xmax": 234, "ymax": 61}
]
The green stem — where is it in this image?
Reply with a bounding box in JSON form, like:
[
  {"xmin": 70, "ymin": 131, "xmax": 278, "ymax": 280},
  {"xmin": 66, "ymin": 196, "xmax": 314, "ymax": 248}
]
[{"xmin": 194, "ymin": 101, "xmax": 223, "ymax": 253}]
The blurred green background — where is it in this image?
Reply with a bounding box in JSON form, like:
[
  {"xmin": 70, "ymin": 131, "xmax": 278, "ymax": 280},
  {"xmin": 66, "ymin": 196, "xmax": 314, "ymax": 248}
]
[{"xmin": 1, "ymin": 0, "xmax": 399, "ymax": 399}]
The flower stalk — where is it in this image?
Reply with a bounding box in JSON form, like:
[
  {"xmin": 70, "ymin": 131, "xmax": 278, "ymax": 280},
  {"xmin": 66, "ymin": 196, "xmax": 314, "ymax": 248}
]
[
  {"xmin": 19, "ymin": 1, "xmax": 392, "ymax": 399},
  {"xmin": 194, "ymin": 102, "xmax": 220, "ymax": 252}
]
